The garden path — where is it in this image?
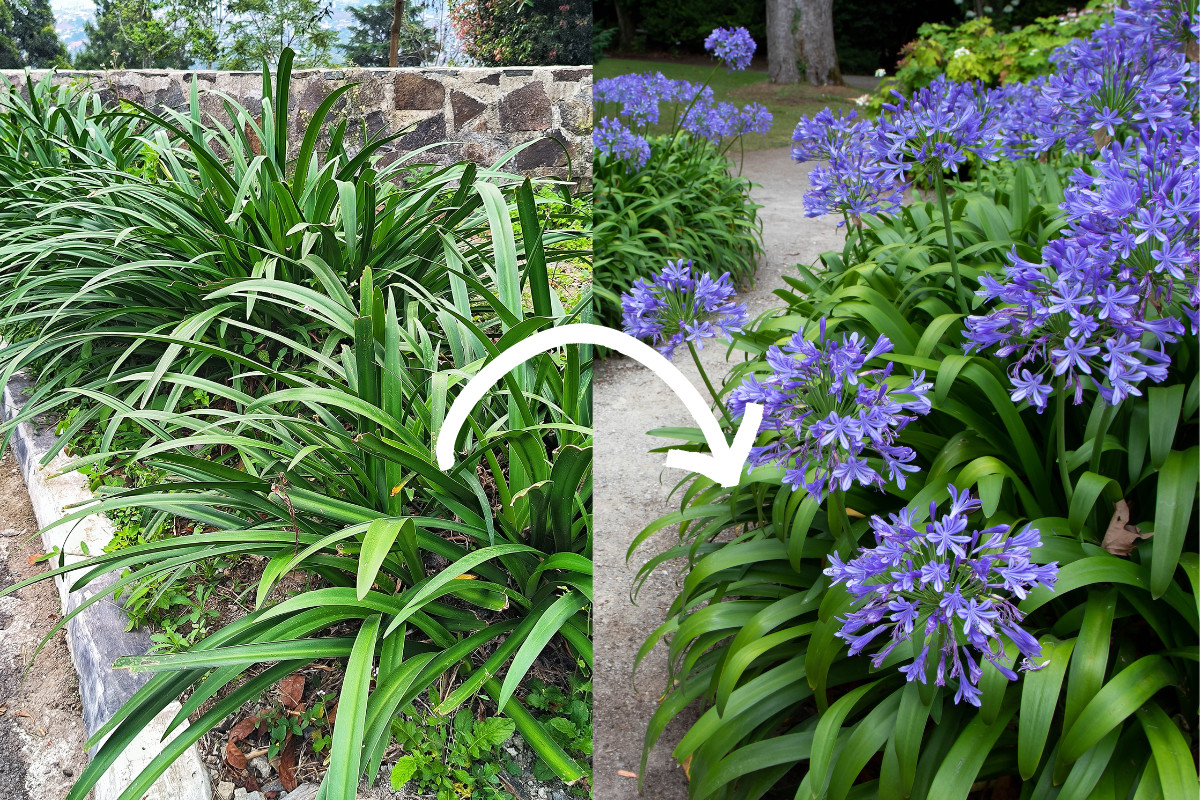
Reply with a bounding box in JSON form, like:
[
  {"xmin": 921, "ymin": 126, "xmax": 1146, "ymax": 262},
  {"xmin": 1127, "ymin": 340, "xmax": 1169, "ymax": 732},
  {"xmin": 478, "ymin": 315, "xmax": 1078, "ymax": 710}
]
[{"xmin": 593, "ymin": 148, "xmax": 844, "ymax": 800}]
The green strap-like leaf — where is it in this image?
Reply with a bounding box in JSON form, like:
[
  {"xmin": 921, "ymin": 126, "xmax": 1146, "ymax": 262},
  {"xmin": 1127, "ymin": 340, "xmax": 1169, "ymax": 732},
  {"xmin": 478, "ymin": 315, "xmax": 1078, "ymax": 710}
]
[
  {"xmin": 1060, "ymin": 655, "xmax": 1176, "ymax": 763},
  {"xmin": 1151, "ymin": 446, "xmax": 1199, "ymax": 598},
  {"xmin": 1018, "ymin": 636, "xmax": 1075, "ymax": 779},
  {"xmin": 324, "ymin": 614, "xmax": 380, "ymax": 798}
]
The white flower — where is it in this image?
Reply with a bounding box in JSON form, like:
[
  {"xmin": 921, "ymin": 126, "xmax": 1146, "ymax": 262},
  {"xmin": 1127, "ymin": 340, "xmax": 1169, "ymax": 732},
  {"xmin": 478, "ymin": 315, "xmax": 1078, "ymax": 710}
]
[
  {"xmin": 953, "ymin": 47, "xmax": 972, "ymax": 59},
  {"xmin": 874, "ymin": 68, "xmax": 886, "ymax": 78},
  {"xmin": 854, "ymin": 94, "xmax": 871, "ymax": 107}
]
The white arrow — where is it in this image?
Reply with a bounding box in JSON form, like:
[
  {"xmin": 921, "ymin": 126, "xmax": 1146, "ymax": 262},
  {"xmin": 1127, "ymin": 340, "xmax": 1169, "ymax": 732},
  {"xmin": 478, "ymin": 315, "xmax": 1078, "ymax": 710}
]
[{"xmin": 435, "ymin": 323, "xmax": 764, "ymax": 488}]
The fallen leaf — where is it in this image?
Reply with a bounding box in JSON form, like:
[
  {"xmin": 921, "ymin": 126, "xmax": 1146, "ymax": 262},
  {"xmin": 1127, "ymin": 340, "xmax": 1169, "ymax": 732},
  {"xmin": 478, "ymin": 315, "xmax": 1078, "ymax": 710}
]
[
  {"xmin": 1102, "ymin": 499, "xmax": 1152, "ymax": 556},
  {"xmin": 617, "ymin": 770, "xmax": 638, "ymax": 779},
  {"xmin": 279, "ymin": 675, "xmax": 305, "ymax": 710},
  {"xmin": 225, "ymin": 741, "xmax": 248, "ymax": 770},
  {"xmin": 11, "ymin": 711, "xmax": 30, "ymax": 719},
  {"xmin": 278, "ymin": 734, "xmax": 299, "ymax": 792},
  {"xmin": 224, "ymin": 715, "xmax": 260, "ymax": 770}
]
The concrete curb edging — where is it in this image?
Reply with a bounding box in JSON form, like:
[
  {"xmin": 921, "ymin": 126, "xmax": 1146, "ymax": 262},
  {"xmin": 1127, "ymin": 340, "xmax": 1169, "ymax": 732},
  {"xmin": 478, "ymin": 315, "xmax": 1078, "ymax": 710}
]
[{"xmin": 2, "ymin": 373, "xmax": 211, "ymax": 800}]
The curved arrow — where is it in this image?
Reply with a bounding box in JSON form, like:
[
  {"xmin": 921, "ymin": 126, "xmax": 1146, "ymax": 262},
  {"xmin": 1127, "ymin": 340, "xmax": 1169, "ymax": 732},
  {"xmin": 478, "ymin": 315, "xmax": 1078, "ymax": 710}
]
[{"xmin": 435, "ymin": 323, "xmax": 764, "ymax": 488}]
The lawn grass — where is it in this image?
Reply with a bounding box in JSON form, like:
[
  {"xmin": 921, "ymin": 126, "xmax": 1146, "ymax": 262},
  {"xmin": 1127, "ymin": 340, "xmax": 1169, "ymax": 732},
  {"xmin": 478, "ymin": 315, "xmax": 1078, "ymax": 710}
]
[{"xmin": 595, "ymin": 58, "xmax": 865, "ymax": 151}]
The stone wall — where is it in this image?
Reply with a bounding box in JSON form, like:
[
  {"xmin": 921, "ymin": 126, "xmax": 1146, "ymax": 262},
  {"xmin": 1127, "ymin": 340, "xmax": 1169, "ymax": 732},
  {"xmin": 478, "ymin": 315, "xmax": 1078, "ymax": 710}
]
[{"xmin": 0, "ymin": 66, "xmax": 593, "ymax": 186}]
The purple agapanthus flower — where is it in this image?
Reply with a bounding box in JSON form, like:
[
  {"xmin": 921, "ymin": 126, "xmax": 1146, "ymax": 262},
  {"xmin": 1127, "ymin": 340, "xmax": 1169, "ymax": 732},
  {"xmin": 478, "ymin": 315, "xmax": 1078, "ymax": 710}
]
[
  {"xmin": 594, "ymin": 117, "xmax": 652, "ymax": 171},
  {"xmin": 825, "ymin": 486, "xmax": 1059, "ymax": 705},
  {"xmin": 727, "ymin": 320, "xmax": 932, "ymax": 502},
  {"xmin": 620, "ymin": 260, "xmax": 749, "ymax": 359},
  {"xmin": 1029, "ymin": 0, "xmax": 1197, "ymax": 154},
  {"xmin": 704, "ymin": 26, "xmax": 756, "ymax": 72},
  {"xmin": 966, "ymin": 128, "xmax": 1197, "ymax": 407},
  {"xmin": 792, "ymin": 109, "xmax": 907, "ymax": 225},
  {"xmin": 874, "ymin": 77, "xmax": 1003, "ymax": 178}
]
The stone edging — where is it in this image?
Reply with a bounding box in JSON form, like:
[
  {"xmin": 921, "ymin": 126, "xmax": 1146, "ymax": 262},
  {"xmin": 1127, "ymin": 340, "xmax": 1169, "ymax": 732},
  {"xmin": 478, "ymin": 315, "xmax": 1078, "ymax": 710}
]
[{"xmin": 1, "ymin": 373, "xmax": 211, "ymax": 800}]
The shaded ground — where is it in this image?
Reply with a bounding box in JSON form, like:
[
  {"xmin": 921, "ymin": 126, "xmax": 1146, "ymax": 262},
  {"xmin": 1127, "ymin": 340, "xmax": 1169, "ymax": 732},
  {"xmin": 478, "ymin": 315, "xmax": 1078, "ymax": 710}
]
[
  {"xmin": 593, "ymin": 149, "xmax": 845, "ymax": 799},
  {"xmin": 0, "ymin": 451, "xmax": 92, "ymax": 800},
  {"xmin": 595, "ymin": 58, "xmax": 879, "ymax": 150}
]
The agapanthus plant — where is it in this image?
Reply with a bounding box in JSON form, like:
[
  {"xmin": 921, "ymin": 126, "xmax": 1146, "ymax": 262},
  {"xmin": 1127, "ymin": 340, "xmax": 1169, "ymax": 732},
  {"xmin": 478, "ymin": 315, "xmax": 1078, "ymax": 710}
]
[
  {"xmin": 620, "ymin": 259, "xmax": 748, "ymax": 360},
  {"xmin": 1032, "ymin": 0, "xmax": 1197, "ymax": 154},
  {"xmin": 875, "ymin": 77, "xmax": 1003, "ymax": 313},
  {"xmin": 791, "ymin": 109, "xmax": 907, "ymax": 236},
  {"xmin": 704, "ymin": 26, "xmax": 757, "ymax": 72},
  {"xmin": 825, "ymin": 486, "xmax": 1059, "ymax": 706},
  {"xmin": 728, "ymin": 320, "xmax": 931, "ymax": 503},
  {"xmin": 594, "ymin": 117, "xmax": 652, "ymax": 170},
  {"xmin": 874, "ymin": 76, "xmax": 1003, "ymax": 177},
  {"xmin": 966, "ymin": 128, "xmax": 1197, "ymax": 411},
  {"xmin": 593, "ymin": 27, "xmax": 772, "ymax": 173}
]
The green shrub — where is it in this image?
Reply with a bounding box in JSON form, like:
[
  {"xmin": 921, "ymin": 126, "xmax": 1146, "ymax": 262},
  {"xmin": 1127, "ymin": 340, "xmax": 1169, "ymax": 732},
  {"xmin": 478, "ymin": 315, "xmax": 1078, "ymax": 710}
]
[
  {"xmin": 593, "ymin": 135, "xmax": 762, "ymax": 327},
  {"xmin": 864, "ymin": 7, "xmax": 1111, "ymax": 113}
]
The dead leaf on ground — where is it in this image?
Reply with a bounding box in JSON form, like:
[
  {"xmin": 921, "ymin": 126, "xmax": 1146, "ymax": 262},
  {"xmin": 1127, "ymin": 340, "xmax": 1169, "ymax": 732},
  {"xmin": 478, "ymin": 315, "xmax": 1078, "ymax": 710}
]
[
  {"xmin": 279, "ymin": 674, "xmax": 305, "ymax": 709},
  {"xmin": 1102, "ymin": 499, "xmax": 1152, "ymax": 556},
  {"xmin": 224, "ymin": 715, "xmax": 260, "ymax": 770},
  {"xmin": 278, "ymin": 734, "xmax": 299, "ymax": 792},
  {"xmin": 617, "ymin": 769, "xmax": 638, "ymax": 779}
]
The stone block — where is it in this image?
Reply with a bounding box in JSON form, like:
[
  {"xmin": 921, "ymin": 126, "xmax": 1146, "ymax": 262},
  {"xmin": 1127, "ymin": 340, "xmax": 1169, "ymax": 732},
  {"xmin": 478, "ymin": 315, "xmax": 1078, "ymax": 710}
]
[
  {"xmin": 451, "ymin": 90, "xmax": 486, "ymax": 128},
  {"xmin": 499, "ymin": 82, "xmax": 552, "ymax": 131},
  {"xmin": 394, "ymin": 73, "xmax": 445, "ymax": 110}
]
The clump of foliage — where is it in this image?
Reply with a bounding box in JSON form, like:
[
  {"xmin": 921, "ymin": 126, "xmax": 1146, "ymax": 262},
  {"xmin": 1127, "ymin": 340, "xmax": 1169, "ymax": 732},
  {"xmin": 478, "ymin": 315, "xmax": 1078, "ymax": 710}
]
[
  {"xmin": 450, "ymin": 0, "xmax": 591, "ymax": 66},
  {"xmin": 627, "ymin": 2, "xmax": 1198, "ymax": 797},
  {"xmin": 862, "ymin": 5, "xmax": 1112, "ymax": 113},
  {"xmin": 0, "ymin": 50, "xmax": 593, "ymax": 800}
]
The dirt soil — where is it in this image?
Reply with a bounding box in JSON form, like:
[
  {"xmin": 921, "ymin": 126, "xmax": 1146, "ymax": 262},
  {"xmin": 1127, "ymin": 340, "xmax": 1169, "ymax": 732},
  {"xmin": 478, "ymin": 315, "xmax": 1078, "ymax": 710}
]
[
  {"xmin": 592, "ymin": 149, "xmax": 845, "ymax": 800},
  {"xmin": 0, "ymin": 450, "xmax": 93, "ymax": 800}
]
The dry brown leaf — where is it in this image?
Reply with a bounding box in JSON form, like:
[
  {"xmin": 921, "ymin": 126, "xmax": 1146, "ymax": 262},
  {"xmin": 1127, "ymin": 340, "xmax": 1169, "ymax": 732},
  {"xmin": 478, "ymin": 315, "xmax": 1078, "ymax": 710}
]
[
  {"xmin": 681, "ymin": 754, "xmax": 693, "ymax": 780},
  {"xmin": 279, "ymin": 675, "xmax": 305, "ymax": 710},
  {"xmin": 617, "ymin": 770, "xmax": 638, "ymax": 779},
  {"xmin": 1102, "ymin": 499, "xmax": 1152, "ymax": 556},
  {"xmin": 224, "ymin": 715, "xmax": 260, "ymax": 770},
  {"xmin": 278, "ymin": 734, "xmax": 299, "ymax": 792}
]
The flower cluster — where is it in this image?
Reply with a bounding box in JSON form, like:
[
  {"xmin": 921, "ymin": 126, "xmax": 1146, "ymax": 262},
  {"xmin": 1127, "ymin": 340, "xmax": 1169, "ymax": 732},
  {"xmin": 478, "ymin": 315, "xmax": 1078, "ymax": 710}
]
[
  {"xmin": 791, "ymin": 109, "xmax": 907, "ymax": 224},
  {"xmin": 728, "ymin": 321, "xmax": 931, "ymax": 502},
  {"xmin": 620, "ymin": 260, "xmax": 749, "ymax": 359},
  {"xmin": 825, "ymin": 486, "xmax": 1059, "ymax": 706},
  {"xmin": 1030, "ymin": 0, "xmax": 1197, "ymax": 154},
  {"xmin": 704, "ymin": 26, "xmax": 756, "ymax": 71},
  {"xmin": 874, "ymin": 77, "xmax": 1003, "ymax": 177},
  {"xmin": 594, "ymin": 117, "xmax": 652, "ymax": 170},
  {"xmin": 966, "ymin": 128, "xmax": 1197, "ymax": 408},
  {"xmin": 592, "ymin": 28, "xmax": 771, "ymax": 171}
]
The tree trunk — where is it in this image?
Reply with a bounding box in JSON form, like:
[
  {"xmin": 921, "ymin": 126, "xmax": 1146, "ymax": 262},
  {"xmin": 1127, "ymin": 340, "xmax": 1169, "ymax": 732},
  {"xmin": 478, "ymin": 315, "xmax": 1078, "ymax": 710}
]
[
  {"xmin": 388, "ymin": 0, "xmax": 404, "ymax": 67},
  {"xmin": 766, "ymin": 0, "xmax": 799, "ymax": 84},
  {"xmin": 797, "ymin": 0, "xmax": 840, "ymax": 86},
  {"xmin": 613, "ymin": 1, "xmax": 636, "ymax": 51}
]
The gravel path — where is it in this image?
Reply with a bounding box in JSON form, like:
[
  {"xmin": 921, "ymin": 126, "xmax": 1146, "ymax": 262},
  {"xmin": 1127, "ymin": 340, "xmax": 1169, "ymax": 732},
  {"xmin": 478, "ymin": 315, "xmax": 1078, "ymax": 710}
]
[{"xmin": 592, "ymin": 148, "xmax": 845, "ymax": 799}]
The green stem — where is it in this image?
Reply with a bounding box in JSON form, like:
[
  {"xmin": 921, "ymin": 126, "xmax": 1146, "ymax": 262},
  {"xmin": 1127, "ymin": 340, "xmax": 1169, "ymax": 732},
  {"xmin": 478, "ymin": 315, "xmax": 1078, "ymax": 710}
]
[
  {"xmin": 933, "ymin": 169, "xmax": 969, "ymax": 315},
  {"xmin": 1088, "ymin": 400, "xmax": 1115, "ymax": 476},
  {"xmin": 687, "ymin": 340, "xmax": 728, "ymax": 426},
  {"xmin": 1056, "ymin": 375, "xmax": 1073, "ymax": 506},
  {"xmin": 828, "ymin": 489, "xmax": 856, "ymax": 557}
]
